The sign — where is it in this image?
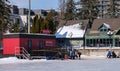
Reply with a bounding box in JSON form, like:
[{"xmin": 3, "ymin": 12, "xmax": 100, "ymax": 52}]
[
  {"xmin": 45, "ymin": 40, "xmax": 53, "ymax": 46},
  {"xmin": 42, "ymin": 30, "xmax": 51, "ymax": 34}
]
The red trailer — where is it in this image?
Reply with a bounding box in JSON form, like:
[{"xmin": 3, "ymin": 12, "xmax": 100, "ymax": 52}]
[{"xmin": 3, "ymin": 33, "xmax": 56, "ymax": 57}]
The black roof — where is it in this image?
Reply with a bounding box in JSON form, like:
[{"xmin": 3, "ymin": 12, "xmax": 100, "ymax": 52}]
[{"xmin": 3, "ymin": 33, "xmax": 56, "ymax": 39}]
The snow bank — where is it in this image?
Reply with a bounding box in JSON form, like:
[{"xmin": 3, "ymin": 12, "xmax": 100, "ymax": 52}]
[
  {"xmin": 0, "ymin": 57, "xmax": 46, "ymax": 64},
  {"xmin": 0, "ymin": 57, "xmax": 20, "ymax": 64},
  {"xmin": 81, "ymin": 55, "xmax": 106, "ymax": 60},
  {"xmin": 0, "ymin": 55, "xmax": 106, "ymax": 65}
]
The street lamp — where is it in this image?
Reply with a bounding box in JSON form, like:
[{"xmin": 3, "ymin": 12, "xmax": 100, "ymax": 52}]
[
  {"xmin": 107, "ymin": 30, "xmax": 113, "ymax": 48},
  {"xmin": 28, "ymin": 0, "xmax": 31, "ymax": 33}
]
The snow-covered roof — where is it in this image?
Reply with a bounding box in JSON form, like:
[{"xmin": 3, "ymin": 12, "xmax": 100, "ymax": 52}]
[
  {"xmin": 19, "ymin": 15, "xmax": 35, "ymax": 26},
  {"xmin": 55, "ymin": 24, "xmax": 85, "ymax": 38},
  {"xmin": 103, "ymin": 23, "xmax": 110, "ymax": 28}
]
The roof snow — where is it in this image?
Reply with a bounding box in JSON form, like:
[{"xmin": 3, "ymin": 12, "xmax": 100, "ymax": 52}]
[
  {"xmin": 55, "ymin": 24, "xmax": 85, "ymax": 38},
  {"xmin": 103, "ymin": 23, "xmax": 110, "ymax": 29}
]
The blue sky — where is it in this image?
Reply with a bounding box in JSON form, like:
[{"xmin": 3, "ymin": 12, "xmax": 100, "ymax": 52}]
[{"xmin": 9, "ymin": 0, "xmax": 59, "ymax": 10}]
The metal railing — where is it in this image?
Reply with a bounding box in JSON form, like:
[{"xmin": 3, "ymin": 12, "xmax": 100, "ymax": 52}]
[{"xmin": 15, "ymin": 47, "xmax": 31, "ymax": 59}]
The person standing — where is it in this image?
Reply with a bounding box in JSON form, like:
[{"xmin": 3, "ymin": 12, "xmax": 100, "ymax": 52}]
[{"xmin": 78, "ymin": 52, "xmax": 81, "ymax": 59}]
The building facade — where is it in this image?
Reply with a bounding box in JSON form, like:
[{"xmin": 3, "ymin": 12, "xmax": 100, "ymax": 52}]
[
  {"xmin": 85, "ymin": 19, "xmax": 120, "ymax": 48},
  {"xmin": 9, "ymin": 5, "xmax": 56, "ymax": 32},
  {"xmin": 98, "ymin": 0, "xmax": 120, "ymax": 18},
  {"xmin": 56, "ymin": 20, "xmax": 88, "ymax": 49},
  {"xmin": 11, "ymin": 5, "xmax": 19, "ymax": 15},
  {"xmin": 75, "ymin": 0, "xmax": 120, "ymax": 19}
]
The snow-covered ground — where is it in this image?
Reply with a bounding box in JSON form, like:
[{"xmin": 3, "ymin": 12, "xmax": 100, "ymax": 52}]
[
  {"xmin": 0, "ymin": 55, "xmax": 120, "ymax": 71},
  {"xmin": 0, "ymin": 55, "xmax": 106, "ymax": 65},
  {"xmin": 0, "ymin": 57, "xmax": 47, "ymax": 64}
]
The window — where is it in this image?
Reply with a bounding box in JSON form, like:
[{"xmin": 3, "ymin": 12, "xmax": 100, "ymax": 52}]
[
  {"xmin": 98, "ymin": 23, "xmax": 110, "ymax": 32},
  {"xmin": 28, "ymin": 40, "xmax": 32, "ymax": 49},
  {"xmin": 28, "ymin": 40, "xmax": 32, "ymax": 53},
  {"xmin": 39, "ymin": 40, "xmax": 43, "ymax": 49}
]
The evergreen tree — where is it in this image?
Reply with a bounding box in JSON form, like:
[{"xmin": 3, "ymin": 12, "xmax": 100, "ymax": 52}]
[
  {"xmin": 9, "ymin": 23, "xmax": 20, "ymax": 33},
  {"xmin": 31, "ymin": 15, "xmax": 38, "ymax": 33},
  {"xmin": 38, "ymin": 16, "xmax": 44, "ymax": 33},
  {"xmin": 35, "ymin": 15, "xmax": 40, "ymax": 33},
  {"xmin": 44, "ymin": 10, "xmax": 59, "ymax": 34},
  {"xmin": 0, "ymin": 0, "xmax": 11, "ymax": 41},
  {"xmin": 9, "ymin": 18, "xmax": 24, "ymax": 33},
  {"xmin": 78, "ymin": 0, "xmax": 98, "ymax": 20},
  {"xmin": 78, "ymin": 0, "xmax": 98, "ymax": 28},
  {"xmin": 64, "ymin": 0, "xmax": 76, "ymax": 20},
  {"xmin": 31, "ymin": 15, "xmax": 44, "ymax": 33},
  {"xmin": 32, "ymin": 10, "xmax": 59, "ymax": 34}
]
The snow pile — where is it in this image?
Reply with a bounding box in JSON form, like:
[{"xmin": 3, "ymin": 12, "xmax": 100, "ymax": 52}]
[
  {"xmin": 0, "ymin": 57, "xmax": 46, "ymax": 64},
  {"xmin": 0, "ymin": 55, "xmax": 106, "ymax": 65},
  {"xmin": 55, "ymin": 24, "xmax": 85, "ymax": 38},
  {"xmin": 81, "ymin": 55, "xmax": 106, "ymax": 60},
  {"xmin": 0, "ymin": 57, "xmax": 19, "ymax": 64}
]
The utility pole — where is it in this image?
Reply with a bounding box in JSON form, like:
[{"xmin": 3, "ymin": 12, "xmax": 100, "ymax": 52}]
[{"xmin": 28, "ymin": 0, "xmax": 31, "ymax": 33}]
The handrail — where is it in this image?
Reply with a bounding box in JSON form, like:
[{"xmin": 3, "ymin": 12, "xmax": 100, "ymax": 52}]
[
  {"xmin": 21, "ymin": 47, "xmax": 31, "ymax": 59},
  {"xmin": 15, "ymin": 47, "xmax": 31, "ymax": 59}
]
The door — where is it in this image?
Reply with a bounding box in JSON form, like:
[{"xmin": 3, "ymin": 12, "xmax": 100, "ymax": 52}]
[
  {"xmin": 39, "ymin": 40, "xmax": 43, "ymax": 49},
  {"xmin": 28, "ymin": 40, "xmax": 32, "ymax": 53}
]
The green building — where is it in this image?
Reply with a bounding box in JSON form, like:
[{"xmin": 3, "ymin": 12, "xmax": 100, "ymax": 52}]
[{"xmin": 85, "ymin": 19, "xmax": 120, "ymax": 48}]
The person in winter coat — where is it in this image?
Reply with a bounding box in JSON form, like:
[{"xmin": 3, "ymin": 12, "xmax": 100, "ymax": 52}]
[
  {"xmin": 69, "ymin": 50, "xmax": 73, "ymax": 59},
  {"xmin": 111, "ymin": 51, "xmax": 117, "ymax": 58},
  {"xmin": 78, "ymin": 52, "xmax": 81, "ymax": 59},
  {"xmin": 107, "ymin": 50, "xmax": 112, "ymax": 58}
]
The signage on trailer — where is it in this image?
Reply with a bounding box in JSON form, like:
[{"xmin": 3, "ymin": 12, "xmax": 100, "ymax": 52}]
[{"xmin": 45, "ymin": 40, "xmax": 54, "ymax": 47}]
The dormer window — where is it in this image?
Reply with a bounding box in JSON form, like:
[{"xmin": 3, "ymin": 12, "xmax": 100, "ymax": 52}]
[{"xmin": 98, "ymin": 23, "xmax": 110, "ymax": 32}]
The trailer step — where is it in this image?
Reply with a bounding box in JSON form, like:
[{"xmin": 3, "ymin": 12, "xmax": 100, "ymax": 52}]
[{"xmin": 31, "ymin": 56, "xmax": 46, "ymax": 59}]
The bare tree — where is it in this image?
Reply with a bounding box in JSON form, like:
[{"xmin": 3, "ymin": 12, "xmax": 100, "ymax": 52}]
[{"xmin": 59, "ymin": 0, "xmax": 66, "ymax": 19}]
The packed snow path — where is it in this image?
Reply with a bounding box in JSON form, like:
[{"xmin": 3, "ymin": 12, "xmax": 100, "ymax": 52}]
[{"xmin": 0, "ymin": 57, "xmax": 120, "ymax": 71}]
